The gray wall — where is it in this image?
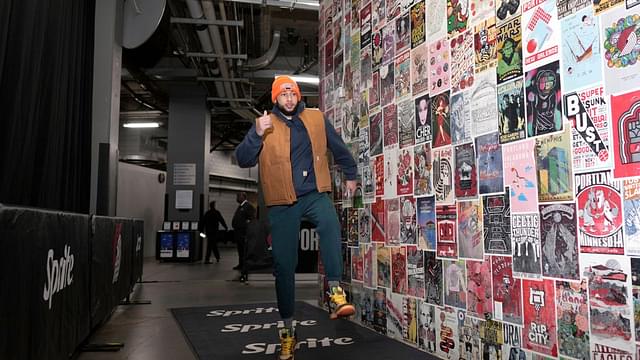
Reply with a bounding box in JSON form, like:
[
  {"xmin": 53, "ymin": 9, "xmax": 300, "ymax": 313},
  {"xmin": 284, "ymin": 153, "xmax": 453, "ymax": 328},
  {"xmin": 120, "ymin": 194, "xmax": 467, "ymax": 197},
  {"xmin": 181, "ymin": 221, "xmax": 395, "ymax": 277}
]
[{"xmin": 116, "ymin": 162, "xmax": 166, "ymax": 257}]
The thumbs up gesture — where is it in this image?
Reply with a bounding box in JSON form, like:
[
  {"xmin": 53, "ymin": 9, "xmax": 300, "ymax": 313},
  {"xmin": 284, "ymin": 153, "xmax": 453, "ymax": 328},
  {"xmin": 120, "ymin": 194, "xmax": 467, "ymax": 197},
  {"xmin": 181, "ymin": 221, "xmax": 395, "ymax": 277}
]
[{"xmin": 256, "ymin": 111, "xmax": 273, "ymax": 136}]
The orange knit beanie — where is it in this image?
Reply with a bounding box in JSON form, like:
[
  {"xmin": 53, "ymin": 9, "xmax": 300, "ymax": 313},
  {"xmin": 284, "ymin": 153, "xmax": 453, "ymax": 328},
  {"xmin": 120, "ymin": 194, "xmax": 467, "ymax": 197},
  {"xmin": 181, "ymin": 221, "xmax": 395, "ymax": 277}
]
[{"xmin": 271, "ymin": 76, "xmax": 301, "ymax": 103}]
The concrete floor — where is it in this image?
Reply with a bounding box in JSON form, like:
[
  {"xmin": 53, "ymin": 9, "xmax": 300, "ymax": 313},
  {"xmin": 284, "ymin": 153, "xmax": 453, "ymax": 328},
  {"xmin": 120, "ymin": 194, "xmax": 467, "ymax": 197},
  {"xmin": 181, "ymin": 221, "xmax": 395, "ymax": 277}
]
[{"xmin": 76, "ymin": 246, "xmax": 318, "ymax": 360}]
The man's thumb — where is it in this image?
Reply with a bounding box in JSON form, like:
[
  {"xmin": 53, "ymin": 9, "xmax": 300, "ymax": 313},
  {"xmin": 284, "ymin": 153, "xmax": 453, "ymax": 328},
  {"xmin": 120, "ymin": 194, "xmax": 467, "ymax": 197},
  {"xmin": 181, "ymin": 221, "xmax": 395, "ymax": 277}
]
[{"xmin": 263, "ymin": 110, "xmax": 267, "ymax": 117}]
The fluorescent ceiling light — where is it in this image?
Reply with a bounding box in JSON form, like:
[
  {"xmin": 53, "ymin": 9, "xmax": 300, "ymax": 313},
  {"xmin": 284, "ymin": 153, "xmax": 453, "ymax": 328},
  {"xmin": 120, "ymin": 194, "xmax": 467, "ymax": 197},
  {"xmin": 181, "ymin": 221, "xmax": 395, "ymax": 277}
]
[
  {"xmin": 123, "ymin": 122, "xmax": 160, "ymax": 128},
  {"xmin": 275, "ymin": 74, "xmax": 319, "ymax": 85}
]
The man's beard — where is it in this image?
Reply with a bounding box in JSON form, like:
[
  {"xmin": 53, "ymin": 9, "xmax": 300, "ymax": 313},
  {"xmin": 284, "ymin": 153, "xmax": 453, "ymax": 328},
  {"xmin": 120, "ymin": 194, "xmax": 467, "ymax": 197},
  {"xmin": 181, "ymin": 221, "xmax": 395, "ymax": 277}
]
[{"xmin": 278, "ymin": 102, "xmax": 299, "ymax": 116}]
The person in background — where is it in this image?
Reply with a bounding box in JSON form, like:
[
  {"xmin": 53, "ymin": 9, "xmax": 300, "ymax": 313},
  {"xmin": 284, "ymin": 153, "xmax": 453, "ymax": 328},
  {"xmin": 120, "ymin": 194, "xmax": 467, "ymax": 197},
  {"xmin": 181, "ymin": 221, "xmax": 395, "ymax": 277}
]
[
  {"xmin": 199, "ymin": 201, "xmax": 227, "ymax": 264},
  {"xmin": 231, "ymin": 192, "xmax": 255, "ymax": 270},
  {"xmin": 235, "ymin": 75, "xmax": 357, "ymax": 360}
]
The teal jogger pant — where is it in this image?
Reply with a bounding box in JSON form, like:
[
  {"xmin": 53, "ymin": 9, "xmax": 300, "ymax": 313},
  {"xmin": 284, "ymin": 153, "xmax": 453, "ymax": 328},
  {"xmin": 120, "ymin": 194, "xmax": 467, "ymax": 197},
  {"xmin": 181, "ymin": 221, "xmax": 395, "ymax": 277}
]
[{"xmin": 267, "ymin": 191, "xmax": 342, "ymax": 319}]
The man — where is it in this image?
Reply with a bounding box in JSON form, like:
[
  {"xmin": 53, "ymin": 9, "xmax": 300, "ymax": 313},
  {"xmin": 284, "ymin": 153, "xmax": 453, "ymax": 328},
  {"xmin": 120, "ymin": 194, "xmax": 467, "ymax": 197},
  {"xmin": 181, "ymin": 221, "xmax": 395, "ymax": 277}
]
[
  {"xmin": 200, "ymin": 201, "xmax": 228, "ymax": 263},
  {"xmin": 231, "ymin": 192, "xmax": 255, "ymax": 270},
  {"xmin": 235, "ymin": 75, "xmax": 357, "ymax": 360}
]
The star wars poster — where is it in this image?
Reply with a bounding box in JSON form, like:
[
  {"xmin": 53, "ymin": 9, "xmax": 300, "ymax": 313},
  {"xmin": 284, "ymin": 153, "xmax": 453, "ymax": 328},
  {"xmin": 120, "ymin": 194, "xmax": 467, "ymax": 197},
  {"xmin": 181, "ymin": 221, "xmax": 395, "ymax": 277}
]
[
  {"xmin": 559, "ymin": 8, "xmax": 603, "ymax": 92},
  {"xmin": 411, "ymin": 43, "xmax": 429, "ymax": 96},
  {"xmin": 418, "ymin": 301, "xmax": 438, "ymax": 353},
  {"xmin": 492, "ymin": 256, "xmax": 523, "ymax": 324},
  {"xmin": 407, "ymin": 245, "xmax": 425, "ymax": 297},
  {"xmin": 436, "ymin": 306, "xmax": 461, "ymax": 359},
  {"xmin": 476, "ymin": 132, "xmax": 505, "ymax": 195},
  {"xmin": 447, "ymin": 0, "xmax": 469, "ymax": 37},
  {"xmin": 601, "ymin": 7, "xmax": 640, "ymax": 95},
  {"xmin": 427, "ymin": 0, "xmax": 448, "ymax": 40},
  {"xmin": 395, "ymin": 50, "xmax": 411, "ymax": 101},
  {"xmin": 400, "ymin": 196, "xmax": 417, "ymax": 244},
  {"xmin": 564, "ymin": 85, "xmax": 611, "ymax": 171},
  {"xmin": 474, "ymin": 17, "xmax": 498, "ymax": 74},
  {"xmin": 454, "ymin": 142, "xmax": 478, "ymax": 199},
  {"xmin": 428, "ymin": 38, "xmax": 451, "ymax": 94},
  {"xmin": 451, "ymin": 91, "xmax": 473, "ymax": 145},
  {"xmin": 373, "ymin": 287, "xmax": 388, "ymax": 334},
  {"xmin": 403, "ymin": 296, "xmax": 418, "ymax": 344},
  {"xmin": 535, "ymin": 126, "xmax": 574, "ymax": 202},
  {"xmin": 352, "ymin": 245, "xmax": 364, "ymax": 281},
  {"xmin": 377, "ymin": 243, "xmax": 392, "ymax": 288},
  {"xmin": 497, "ymin": 16, "xmax": 523, "ymax": 84},
  {"xmin": 511, "ymin": 213, "xmax": 542, "ymax": 278},
  {"xmin": 397, "ymin": 147, "xmax": 414, "ymax": 196},
  {"xmin": 611, "ymin": 89, "xmax": 640, "ymax": 179},
  {"xmin": 466, "ymin": 257, "xmax": 494, "ymax": 318},
  {"xmin": 386, "ymin": 291, "xmax": 404, "ymax": 340},
  {"xmin": 498, "ymin": 78, "xmax": 526, "ymax": 144},
  {"xmin": 415, "ymin": 94, "xmax": 432, "ymax": 144},
  {"xmin": 414, "ymin": 142, "xmax": 434, "ymax": 197},
  {"xmin": 471, "ymin": 71, "xmax": 499, "ymax": 136},
  {"xmin": 398, "ymin": 99, "xmax": 416, "ymax": 148},
  {"xmin": 480, "ymin": 319, "xmax": 505, "ymax": 360},
  {"xmin": 522, "ymin": 278, "xmax": 558, "ymax": 357},
  {"xmin": 392, "ymin": 246, "xmax": 408, "ymax": 294},
  {"xmin": 557, "ymin": 0, "xmax": 589, "ymax": 18},
  {"xmin": 555, "ymin": 280, "xmax": 590, "ymax": 360},
  {"xmin": 503, "ymin": 139, "xmax": 538, "ymax": 212},
  {"xmin": 624, "ymin": 179, "xmax": 640, "ymax": 256},
  {"xmin": 575, "ymin": 170, "xmax": 624, "ymax": 255},
  {"xmin": 444, "ymin": 260, "xmax": 468, "ymax": 309},
  {"xmin": 431, "ymin": 91, "xmax": 452, "ymax": 148},
  {"xmin": 458, "ymin": 310, "xmax": 482, "ymax": 359},
  {"xmin": 433, "ymin": 145, "xmax": 454, "ymax": 204},
  {"xmin": 458, "ymin": 200, "xmax": 484, "ymax": 260},
  {"xmin": 483, "ymin": 190, "xmax": 512, "ymax": 255},
  {"xmin": 525, "ymin": 61, "xmax": 562, "ymax": 137},
  {"xmin": 363, "ymin": 243, "xmax": 377, "ymax": 288},
  {"xmin": 539, "ymin": 202, "xmax": 580, "ymax": 279},
  {"xmin": 437, "ymin": 205, "xmax": 458, "ymax": 258},
  {"xmin": 386, "ymin": 197, "xmax": 401, "ymax": 244},
  {"xmin": 383, "ymin": 104, "xmax": 398, "ymax": 149},
  {"xmin": 410, "ymin": 1, "xmax": 425, "ymax": 48},
  {"xmin": 369, "ymin": 111, "xmax": 383, "ymax": 156},
  {"xmin": 522, "ymin": 0, "xmax": 559, "ymax": 71},
  {"xmin": 417, "ymin": 196, "xmax": 437, "ymax": 250},
  {"xmin": 581, "ymin": 253, "xmax": 635, "ymax": 357}
]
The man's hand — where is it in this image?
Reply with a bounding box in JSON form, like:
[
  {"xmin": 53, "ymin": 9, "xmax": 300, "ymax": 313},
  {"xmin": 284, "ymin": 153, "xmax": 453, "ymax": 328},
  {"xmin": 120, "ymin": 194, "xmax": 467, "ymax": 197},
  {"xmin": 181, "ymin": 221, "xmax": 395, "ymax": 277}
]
[
  {"xmin": 345, "ymin": 180, "xmax": 357, "ymax": 197},
  {"xmin": 255, "ymin": 110, "xmax": 273, "ymax": 136}
]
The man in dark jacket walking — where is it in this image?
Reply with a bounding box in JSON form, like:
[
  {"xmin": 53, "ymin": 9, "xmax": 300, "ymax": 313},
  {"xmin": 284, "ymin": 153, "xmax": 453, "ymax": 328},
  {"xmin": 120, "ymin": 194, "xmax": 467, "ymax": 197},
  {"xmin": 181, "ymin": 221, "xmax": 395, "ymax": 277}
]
[
  {"xmin": 200, "ymin": 201, "xmax": 228, "ymax": 263},
  {"xmin": 231, "ymin": 192, "xmax": 255, "ymax": 270}
]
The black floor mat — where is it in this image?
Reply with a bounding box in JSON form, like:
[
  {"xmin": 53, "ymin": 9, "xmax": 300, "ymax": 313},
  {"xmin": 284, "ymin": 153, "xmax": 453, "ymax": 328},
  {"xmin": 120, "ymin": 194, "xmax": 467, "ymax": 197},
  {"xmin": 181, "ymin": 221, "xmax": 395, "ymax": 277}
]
[{"xmin": 171, "ymin": 301, "xmax": 435, "ymax": 359}]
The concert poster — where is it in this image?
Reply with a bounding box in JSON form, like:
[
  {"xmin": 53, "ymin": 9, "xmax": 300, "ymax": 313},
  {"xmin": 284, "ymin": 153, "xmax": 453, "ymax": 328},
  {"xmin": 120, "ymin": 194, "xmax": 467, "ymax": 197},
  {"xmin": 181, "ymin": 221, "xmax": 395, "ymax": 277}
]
[
  {"xmin": 539, "ymin": 202, "xmax": 580, "ymax": 279},
  {"xmin": 458, "ymin": 200, "xmax": 484, "ymax": 260}
]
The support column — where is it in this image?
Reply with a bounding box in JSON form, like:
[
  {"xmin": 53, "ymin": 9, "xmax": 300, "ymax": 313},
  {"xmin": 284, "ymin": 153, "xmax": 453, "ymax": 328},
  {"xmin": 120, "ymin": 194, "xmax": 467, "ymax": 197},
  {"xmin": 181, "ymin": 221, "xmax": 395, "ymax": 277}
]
[
  {"xmin": 166, "ymin": 85, "xmax": 211, "ymax": 222},
  {"xmin": 91, "ymin": 0, "xmax": 123, "ymax": 215}
]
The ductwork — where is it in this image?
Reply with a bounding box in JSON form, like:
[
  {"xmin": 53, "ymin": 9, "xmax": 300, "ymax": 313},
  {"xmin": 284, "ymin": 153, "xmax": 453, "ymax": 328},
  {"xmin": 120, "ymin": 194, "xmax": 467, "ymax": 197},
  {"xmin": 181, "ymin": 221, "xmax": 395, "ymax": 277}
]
[{"xmin": 242, "ymin": 31, "xmax": 281, "ymax": 71}]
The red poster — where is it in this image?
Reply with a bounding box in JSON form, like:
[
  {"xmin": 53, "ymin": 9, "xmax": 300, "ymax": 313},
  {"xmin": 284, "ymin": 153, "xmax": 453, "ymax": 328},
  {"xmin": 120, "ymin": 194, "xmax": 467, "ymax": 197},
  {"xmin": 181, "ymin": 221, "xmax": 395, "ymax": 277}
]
[
  {"xmin": 491, "ymin": 256, "xmax": 523, "ymax": 325},
  {"xmin": 611, "ymin": 89, "xmax": 640, "ymax": 179},
  {"xmin": 371, "ymin": 197, "xmax": 385, "ymax": 242},
  {"xmin": 522, "ymin": 278, "xmax": 558, "ymax": 357},
  {"xmin": 436, "ymin": 205, "xmax": 458, "ymax": 258},
  {"xmin": 392, "ymin": 246, "xmax": 408, "ymax": 294}
]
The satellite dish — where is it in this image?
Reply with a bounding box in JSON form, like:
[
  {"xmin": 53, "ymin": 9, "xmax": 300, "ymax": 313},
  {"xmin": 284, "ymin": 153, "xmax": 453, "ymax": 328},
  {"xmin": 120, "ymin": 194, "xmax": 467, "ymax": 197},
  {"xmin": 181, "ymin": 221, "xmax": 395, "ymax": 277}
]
[{"xmin": 122, "ymin": 0, "xmax": 166, "ymax": 49}]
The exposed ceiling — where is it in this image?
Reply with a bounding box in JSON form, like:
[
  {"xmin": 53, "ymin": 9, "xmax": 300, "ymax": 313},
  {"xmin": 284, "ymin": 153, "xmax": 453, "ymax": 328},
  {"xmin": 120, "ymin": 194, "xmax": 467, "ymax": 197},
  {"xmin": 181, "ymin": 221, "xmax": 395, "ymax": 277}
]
[{"xmin": 119, "ymin": 0, "xmax": 319, "ymax": 170}]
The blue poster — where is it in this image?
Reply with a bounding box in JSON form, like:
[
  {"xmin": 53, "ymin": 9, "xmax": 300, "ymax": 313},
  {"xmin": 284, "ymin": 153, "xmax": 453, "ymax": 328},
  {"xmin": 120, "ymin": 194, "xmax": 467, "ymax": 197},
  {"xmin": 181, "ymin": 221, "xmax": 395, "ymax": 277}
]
[{"xmin": 560, "ymin": 7, "xmax": 603, "ymax": 92}]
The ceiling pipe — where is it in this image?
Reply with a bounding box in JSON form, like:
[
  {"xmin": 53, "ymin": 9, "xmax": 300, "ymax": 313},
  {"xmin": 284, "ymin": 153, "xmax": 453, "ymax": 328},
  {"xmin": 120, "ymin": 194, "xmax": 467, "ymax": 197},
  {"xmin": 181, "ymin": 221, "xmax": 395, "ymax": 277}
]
[
  {"xmin": 202, "ymin": 1, "xmax": 237, "ymax": 108},
  {"xmin": 242, "ymin": 31, "xmax": 281, "ymax": 71}
]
